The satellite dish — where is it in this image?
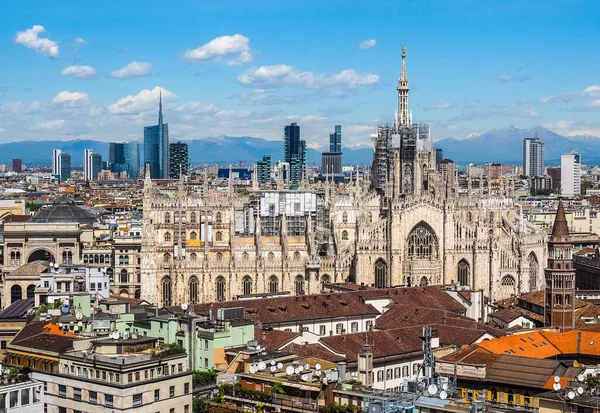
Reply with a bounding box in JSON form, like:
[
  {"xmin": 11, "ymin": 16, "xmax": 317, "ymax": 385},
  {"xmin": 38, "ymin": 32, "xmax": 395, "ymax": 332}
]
[
  {"xmin": 277, "ymin": 362, "xmax": 283, "ymax": 370},
  {"xmin": 568, "ymin": 391, "xmax": 576, "ymax": 400},
  {"xmin": 298, "ymin": 365, "xmax": 304, "ymax": 372},
  {"xmin": 440, "ymin": 391, "xmax": 448, "ymax": 400},
  {"xmin": 114, "ymin": 331, "xmax": 120, "ymax": 340},
  {"xmin": 428, "ymin": 384, "xmax": 438, "ymax": 395},
  {"xmin": 250, "ymin": 366, "xmax": 256, "ymax": 374},
  {"xmin": 553, "ymin": 383, "xmax": 561, "ymax": 391},
  {"xmin": 442, "ymin": 383, "xmax": 449, "ymax": 391},
  {"xmin": 181, "ymin": 304, "xmax": 189, "ymax": 311},
  {"xmin": 315, "ymin": 370, "xmax": 322, "ymax": 377},
  {"xmin": 286, "ymin": 366, "xmax": 295, "ymax": 376},
  {"xmin": 315, "ymin": 363, "xmax": 321, "ymax": 371},
  {"xmin": 270, "ymin": 360, "xmax": 276, "ymax": 366},
  {"xmin": 77, "ymin": 321, "xmax": 83, "ymax": 327},
  {"xmin": 58, "ymin": 323, "xmax": 63, "ymax": 328},
  {"xmin": 301, "ymin": 374, "xmax": 308, "ymax": 382},
  {"xmin": 54, "ymin": 263, "xmax": 59, "ymax": 269},
  {"xmin": 258, "ymin": 361, "xmax": 267, "ymax": 371},
  {"xmin": 76, "ymin": 312, "xmax": 83, "ymax": 321},
  {"xmin": 255, "ymin": 345, "xmax": 262, "ymax": 351},
  {"xmin": 554, "ymin": 376, "xmax": 561, "ymax": 383},
  {"xmin": 578, "ymin": 386, "xmax": 584, "ymax": 395},
  {"xmin": 304, "ymin": 364, "xmax": 310, "ymax": 371},
  {"xmin": 578, "ymin": 374, "xmax": 585, "ymax": 382},
  {"xmin": 270, "ymin": 366, "xmax": 276, "ymax": 373},
  {"xmin": 295, "ymin": 368, "xmax": 300, "ymax": 374}
]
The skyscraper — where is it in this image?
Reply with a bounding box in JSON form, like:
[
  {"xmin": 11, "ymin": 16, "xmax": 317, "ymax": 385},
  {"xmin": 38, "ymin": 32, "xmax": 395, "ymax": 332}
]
[
  {"xmin": 257, "ymin": 155, "xmax": 271, "ymax": 184},
  {"xmin": 283, "ymin": 122, "xmax": 306, "ymax": 183},
  {"xmin": 144, "ymin": 92, "xmax": 169, "ymax": 179},
  {"xmin": 92, "ymin": 153, "xmax": 102, "ymax": 181},
  {"xmin": 52, "ymin": 149, "xmax": 62, "ymax": 177},
  {"xmin": 435, "ymin": 148, "xmax": 443, "ymax": 169},
  {"xmin": 561, "ymin": 152, "xmax": 581, "ymax": 197},
  {"xmin": 83, "ymin": 149, "xmax": 94, "ymax": 181},
  {"xmin": 322, "ymin": 125, "xmax": 343, "ymax": 176},
  {"xmin": 523, "ymin": 136, "xmax": 544, "ymax": 177},
  {"xmin": 110, "ymin": 142, "xmax": 140, "ymax": 180},
  {"xmin": 169, "ymin": 142, "xmax": 188, "ymax": 179},
  {"xmin": 12, "ymin": 159, "xmax": 22, "ymax": 173},
  {"xmin": 60, "ymin": 152, "xmax": 71, "ymax": 181}
]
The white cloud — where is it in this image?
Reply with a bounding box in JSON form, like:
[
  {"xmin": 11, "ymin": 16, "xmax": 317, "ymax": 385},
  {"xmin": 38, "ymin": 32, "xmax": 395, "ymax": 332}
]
[
  {"xmin": 496, "ymin": 74, "xmax": 530, "ymax": 83},
  {"xmin": 34, "ymin": 120, "xmax": 65, "ymax": 130},
  {"xmin": 61, "ymin": 65, "xmax": 98, "ymax": 79},
  {"xmin": 108, "ymin": 86, "xmax": 175, "ymax": 114},
  {"xmin": 359, "ymin": 39, "xmax": 376, "ymax": 50},
  {"xmin": 111, "ymin": 62, "xmax": 153, "ymax": 79},
  {"xmin": 0, "ymin": 128, "xmax": 5, "ymax": 134},
  {"xmin": 15, "ymin": 25, "xmax": 59, "ymax": 58},
  {"xmin": 238, "ymin": 65, "xmax": 380, "ymax": 91},
  {"xmin": 183, "ymin": 34, "xmax": 251, "ymax": 65},
  {"xmin": 543, "ymin": 120, "xmax": 600, "ymax": 137},
  {"xmin": 52, "ymin": 91, "xmax": 90, "ymax": 105},
  {"xmin": 584, "ymin": 85, "xmax": 600, "ymax": 97},
  {"xmin": 423, "ymin": 102, "xmax": 455, "ymax": 111},
  {"xmin": 74, "ymin": 37, "xmax": 86, "ymax": 46}
]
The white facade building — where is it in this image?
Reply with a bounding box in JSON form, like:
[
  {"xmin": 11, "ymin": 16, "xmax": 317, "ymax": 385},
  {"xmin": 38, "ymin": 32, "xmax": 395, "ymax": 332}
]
[
  {"xmin": 523, "ymin": 137, "xmax": 544, "ymax": 177},
  {"xmin": 561, "ymin": 152, "xmax": 581, "ymax": 197},
  {"xmin": 36, "ymin": 265, "xmax": 110, "ymax": 307},
  {"xmin": 83, "ymin": 149, "xmax": 94, "ymax": 182},
  {"xmin": 52, "ymin": 149, "xmax": 61, "ymax": 177}
]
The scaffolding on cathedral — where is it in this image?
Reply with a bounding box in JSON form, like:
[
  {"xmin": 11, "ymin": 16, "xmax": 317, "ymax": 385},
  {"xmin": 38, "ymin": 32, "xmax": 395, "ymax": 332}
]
[{"xmin": 372, "ymin": 124, "xmax": 394, "ymax": 193}]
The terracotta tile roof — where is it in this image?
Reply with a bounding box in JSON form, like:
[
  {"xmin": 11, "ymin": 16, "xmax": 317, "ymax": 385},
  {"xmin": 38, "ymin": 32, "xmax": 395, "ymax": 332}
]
[
  {"xmin": 255, "ymin": 327, "xmax": 300, "ymax": 351},
  {"xmin": 440, "ymin": 345, "xmax": 497, "ymax": 365},
  {"xmin": 490, "ymin": 308, "xmax": 533, "ymax": 324},
  {"xmin": 9, "ymin": 317, "xmax": 77, "ymax": 355},
  {"xmin": 1, "ymin": 214, "xmax": 32, "ymax": 223},
  {"xmin": 283, "ymin": 343, "xmax": 339, "ymax": 361}
]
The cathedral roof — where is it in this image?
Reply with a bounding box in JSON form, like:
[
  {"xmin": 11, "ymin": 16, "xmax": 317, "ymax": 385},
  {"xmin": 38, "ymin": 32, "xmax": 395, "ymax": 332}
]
[{"xmin": 551, "ymin": 200, "xmax": 570, "ymax": 242}]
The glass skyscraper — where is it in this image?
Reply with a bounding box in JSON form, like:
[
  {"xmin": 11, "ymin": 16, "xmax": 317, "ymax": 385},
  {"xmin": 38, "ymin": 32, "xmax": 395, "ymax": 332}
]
[
  {"xmin": 92, "ymin": 153, "xmax": 103, "ymax": 181},
  {"xmin": 144, "ymin": 93, "xmax": 169, "ymax": 179},
  {"xmin": 60, "ymin": 152, "xmax": 71, "ymax": 182},
  {"xmin": 322, "ymin": 125, "xmax": 343, "ymax": 175},
  {"xmin": 109, "ymin": 142, "xmax": 140, "ymax": 180},
  {"xmin": 329, "ymin": 124, "xmax": 342, "ymax": 152},
  {"xmin": 284, "ymin": 122, "xmax": 306, "ymax": 183}
]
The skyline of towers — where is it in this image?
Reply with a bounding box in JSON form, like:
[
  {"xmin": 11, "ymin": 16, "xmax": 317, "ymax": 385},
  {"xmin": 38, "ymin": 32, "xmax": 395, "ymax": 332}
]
[
  {"xmin": 523, "ymin": 136, "xmax": 545, "ymax": 178},
  {"xmin": 144, "ymin": 92, "xmax": 169, "ymax": 179},
  {"xmin": 169, "ymin": 141, "xmax": 189, "ymax": 179},
  {"xmin": 283, "ymin": 122, "xmax": 306, "ymax": 184}
]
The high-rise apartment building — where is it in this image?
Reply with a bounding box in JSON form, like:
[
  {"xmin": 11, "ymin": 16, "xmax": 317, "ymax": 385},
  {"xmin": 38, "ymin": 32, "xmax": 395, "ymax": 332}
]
[
  {"xmin": 169, "ymin": 141, "xmax": 188, "ymax": 179},
  {"xmin": 110, "ymin": 142, "xmax": 140, "ymax": 180},
  {"xmin": 561, "ymin": 152, "xmax": 581, "ymax": 197},
  {"xmin": 83, "ymin": 149, "xmax": 94, "ymax": 181},
  {"xmin": 485, "ymin": 163, "xmax": 502, "ymax": 180},
  {"xmin": 523, "ymin": 136, "xmax": 544, "ymax": 177},
  {"xmin": 547, "ymin": 167, "xmax": 562, "ymax": 191},
  {"xmin": 322, "ymin": 125, "xmax": 343, "ymax": 176},
  {"xmin": 12, "ymin": 159, "xmax": 22, "ymax": 173},
  {"xmin": 92, "ymin": 153, "xmax": 102, "ymax": 181},
  {"xmin": 52, "ymin": 149, "xmax": 62, "ymax": 177},
  {"xmin": 60, "ymin": 152, "xmax": 71, "ymax": 181},
  {"xmin": 257, "ymin": 155, "xmax": 271, "ymax": 184},
  {"xmin": 283, "ymin": 122, "xmax": 306, "ymax": 183},
  {"xmin": 435, "ymin": 148, "xmax": 443, "ymax": 170},
  {"xmin": 144, "ymin": 93, "xmax": 169, "ymax": 179}
]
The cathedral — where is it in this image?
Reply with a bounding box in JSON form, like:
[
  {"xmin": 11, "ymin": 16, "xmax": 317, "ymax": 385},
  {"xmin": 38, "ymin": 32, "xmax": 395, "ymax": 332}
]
[{"xmin": 140, "ymin": 48, "xmax": 547, "ymax": 307}]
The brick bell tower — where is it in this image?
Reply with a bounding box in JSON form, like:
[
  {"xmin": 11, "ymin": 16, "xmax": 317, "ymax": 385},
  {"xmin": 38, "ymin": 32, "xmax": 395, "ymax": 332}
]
[{"xmin": 544, "ymin": 200, "xmax": 576, "ymax": 331}]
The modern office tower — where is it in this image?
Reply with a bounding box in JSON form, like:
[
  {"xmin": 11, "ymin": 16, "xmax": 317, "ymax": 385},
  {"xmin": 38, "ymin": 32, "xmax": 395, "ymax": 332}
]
[
  {"xmin": 257, "ymin": 155, "xmax": 271, "ymax": 184},
  {"xmin": 485, "ymin": 163, "xmax": 502, "ymax": 180},
  {"xmin": 60, "ymin": 152, "xmax": 71, "ymax": 181},
  {"xmin": 110, "ymin": 142, "xmax": 140, "ymax": 180},
  {"xmin": 283, "ymin": 122, "xmax": 306, "ymax": 183},
  {"xmin": 435, "ymin": 148, "xmax": 443, "ymax": 169},
  {"xmin": 52, "ymin": 149, "xmax": 62, "ymax": 176},
  {"xmin": 92, "ymin": 153, "xmax": 102, "ymax": 181},
  {"xmin": 12, "ymin": 159, "xmax": 22, "ymax": 173},
  {"xmin": 439, "ymin": 158, "xmax": 456, "ymax": 184},
  {"xmin": 144, "ymin": 92, "xmax": 169, "ymax": 179},
  {"xmin": 523, "ymin": 136, "xmax": 544, "ymax": 177},
  {"xmin": 547, "ymin": 167, "xmax": 562, "ymax": 191},
  {"xmin": 561, "ymin": 152, "xmax": 581, "ymax": 197},
  {"xmin": 83, "ymin": 149, "xmax": 94, "ymax": 181},
  {"xmin": 322, "ymin": 125, "xmax": 343, "ymax": 175},
  {"xmin": 169, "ymin": 141, "xmax": 189, "ymax": 179}
]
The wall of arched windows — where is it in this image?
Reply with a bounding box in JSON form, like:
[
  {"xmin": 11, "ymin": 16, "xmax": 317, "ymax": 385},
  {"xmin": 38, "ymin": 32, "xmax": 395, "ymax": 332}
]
[{"xmin": 83, "ymin": 253, "xmax": 113, "ymax": 265}]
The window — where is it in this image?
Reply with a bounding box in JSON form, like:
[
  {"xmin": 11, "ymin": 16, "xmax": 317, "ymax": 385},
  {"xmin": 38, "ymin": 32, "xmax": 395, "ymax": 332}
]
[
  {"xmin": 413, "ymin": 364, "xmax": 420, "ymax": 375},
  {"xmin": 458, "ymin": 260, "xmax": 470, "ymax": 287},
  {"xmin": 269, "ymin": 275, "xmax": 278, "ymax": 293},
  {"xmin": 342, "ymin": 230, "xmax": 349, "ymax": 241},
  {"xmin": 216, "ymin": 277, "xmax": 226, "ymax": 302},
  {"xmin": 74, "ymin": 388, "xmax": 81, "ymax": 401},
  {"xmin": 120, "ymin": 269, "xmax": 128, "ymax": 283},
  {"xmin": 243, "ymin": 276, "xmax": 252, "ymax": 295},
  {"xmin": 205, "ymin": 358, "xmax": 209, "ymax": 368},
  {"xmin": 89, "ymin": 391, "xmax": 97, "ymax": 403},
  {"xmin": 59, "ymin": 408, "xmax": 67, "ymax": 413},
  {"xmin": 375, "ymin": 259, "xmax": 387, "ymax": 289},
  {"xmin": 190, "ymin": 212, "xmax": 197, "ymax": 224},
  {"xmin": 215, "ymin": 231, "xmax": 222, "ymax": 242},
  {"xmin": 189, "ymin": 276, "xmax": 199, "ymax": 303},
  {"xmin": 528, "ymin": 253, "xmax": 539, "ymax": 291},
  {"xmin": 394, "ymin": 367, "xmax": 401, "ymax": 378},
  {"xmin": 319, "ymin": 325, "xmax": 326, "ymax": 336},
  {"xmin": 105, "ymin": 394, "xmax": 114, "ymax": 407},
  {"xmin": 190, "ymin": 252, "xmax": 197, "ymax": 262},
  {"xmin": 154, "ymin": 389, "xmax": 160, "ymax": 401},
  {"xmin": 165, "ymin": 212, "xmax": 171, "ymax": 224},
  {"xmin": 336, "ymin": 323, "xmax": 343, "ymax": 334},
  {"xmin": 216, "ymin": 212, "xmax": 222, "ymax": 224},
  {"xmin": 185, "ymin": 382, "xmax": 190, "ymax": 394},
  {"xmin": 164, "ymin": 232, "xmax": 171, "ymax": 242},
  {"xmin": 217, "ymin": 252, "xmax": 223, "ymax": 261},
  {"xmin": 135, "ymin": 371, "xmax": 140, "ymax": 380},
  {"xmin": 402, "ymin": 366, "xmax": 409, "ymax": 377},
  {"xmin": 366, "ymin": 320, "xmax": 373, "ymax": 331},
  {"xmin": 58, "ymin": 385, "xmax": 66, "ymax": 397},
  {"xmin": 171, "ymin": 409, "xmax": 175, "ymax": 413},
  {"xmin": 185, "ymin": 405, "xmax": 190, "ymax": 413},
  {"xmin": 204, "ymin": 339, "xmax": 209, "ymax": 349},
  {"xmin": 377, "ymin": 370, "xmax": 384, "ymax": 382},
  {"xmin": 386, "ymin": 369, "xmax": 393, "ymax": 380},
  {"xmin": 170, "ymin": 386, "xmax": 175, "ymax": 397},
  {"xmin": 407, "ymin": 222, "xmax": 438, "ymax": 258},
  {"xmin": 342, "ymin": 211, "xmax": 348, "ymax": 224},
  {"xmin": 62, "ymin": 250, "xmax": 73, "ymax": 265},
  {"xmin": 190, "ymin": 231, "xmax": 197, "ymax": 240},
  {"xmin": 162, "ymin": 277, "xmax": 172, "ymax": 307},
  {"xmin": 295, "ymin": 275, "xmax": 304, "ymax": 295},
  {"xmin": 133, "ymin": 393, "xmax": 143, "ymax": 407},
  {"xmin": 0, "ymin": 341, "xmax": 6, "ymax": 350}
]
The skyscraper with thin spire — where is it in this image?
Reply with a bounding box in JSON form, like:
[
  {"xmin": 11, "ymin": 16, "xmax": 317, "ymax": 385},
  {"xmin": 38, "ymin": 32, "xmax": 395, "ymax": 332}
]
[{"xmin": 144, "ymin": 92, "xmax": 169, "ymax": 179}]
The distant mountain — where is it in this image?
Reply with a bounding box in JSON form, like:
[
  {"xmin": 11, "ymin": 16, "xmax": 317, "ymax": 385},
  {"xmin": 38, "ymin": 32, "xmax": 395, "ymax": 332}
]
[
  {"xmin": 436, "ymin": 126, "xmax": 600, "ymax": 165},
  {"xmin": 0, "ymin": 136, "xmax": 374, "ymax": 166}
]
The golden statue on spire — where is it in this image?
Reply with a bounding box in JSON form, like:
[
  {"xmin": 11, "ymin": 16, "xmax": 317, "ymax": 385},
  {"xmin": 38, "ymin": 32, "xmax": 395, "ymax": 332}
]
[{"xmin": 402, "ymin": 45, "xmax": 406, "ymax": 58}]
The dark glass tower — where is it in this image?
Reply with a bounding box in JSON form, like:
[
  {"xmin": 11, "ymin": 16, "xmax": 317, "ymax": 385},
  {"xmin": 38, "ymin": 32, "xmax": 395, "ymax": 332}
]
[
  {"xmin": 329, "ymin": 125, "xmax": 342, "ymax": 152},
  {"xmin": 257, "ymin": 155, "xmax": 271, "ymax": 184},
  {"xmin": 322, "ymin": 125, "xmax": 343, "ymax": 175},
  {"xmin": 60, "ymin": 152, "xmax": 71, "ymax": 182},
  {"xmin": 144, "ymin": 92, "xmax": 169, "ymax": 179},
  {"xmin": 284, "ymin": 122, "xmax": 306, "ymax": 183},
  {"xmin": 169, "ymin": 141, "xmax": 189, "ymax": 179},
  {"xmin": 91, "ymin": 153, "xmax": 102, "ymax": 181},
  {"xmin": 110, "ymin": 142, "xmax": 140, "ymax": 180}
]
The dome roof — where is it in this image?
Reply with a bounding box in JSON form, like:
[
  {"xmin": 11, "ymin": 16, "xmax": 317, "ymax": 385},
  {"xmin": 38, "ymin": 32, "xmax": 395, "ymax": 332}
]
[{"xmin": 32, "ymin": 198, "xmax": 97, "ymax": 226}]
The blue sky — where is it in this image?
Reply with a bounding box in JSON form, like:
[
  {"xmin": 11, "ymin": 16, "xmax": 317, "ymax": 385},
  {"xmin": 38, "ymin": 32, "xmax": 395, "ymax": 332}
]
[{"xmin": 1, "ymin": 0, "xmax": 599, "ymax": 148}]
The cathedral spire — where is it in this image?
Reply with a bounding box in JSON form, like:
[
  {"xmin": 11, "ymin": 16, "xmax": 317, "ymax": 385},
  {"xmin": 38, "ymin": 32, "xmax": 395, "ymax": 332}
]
[
  {"xmin": 396, "ymin": 45, "xmax": 410, "ymax": 128},
  {"xmin": 551, "ymin": 200, "xmax": 570, "ymax": 243}
]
